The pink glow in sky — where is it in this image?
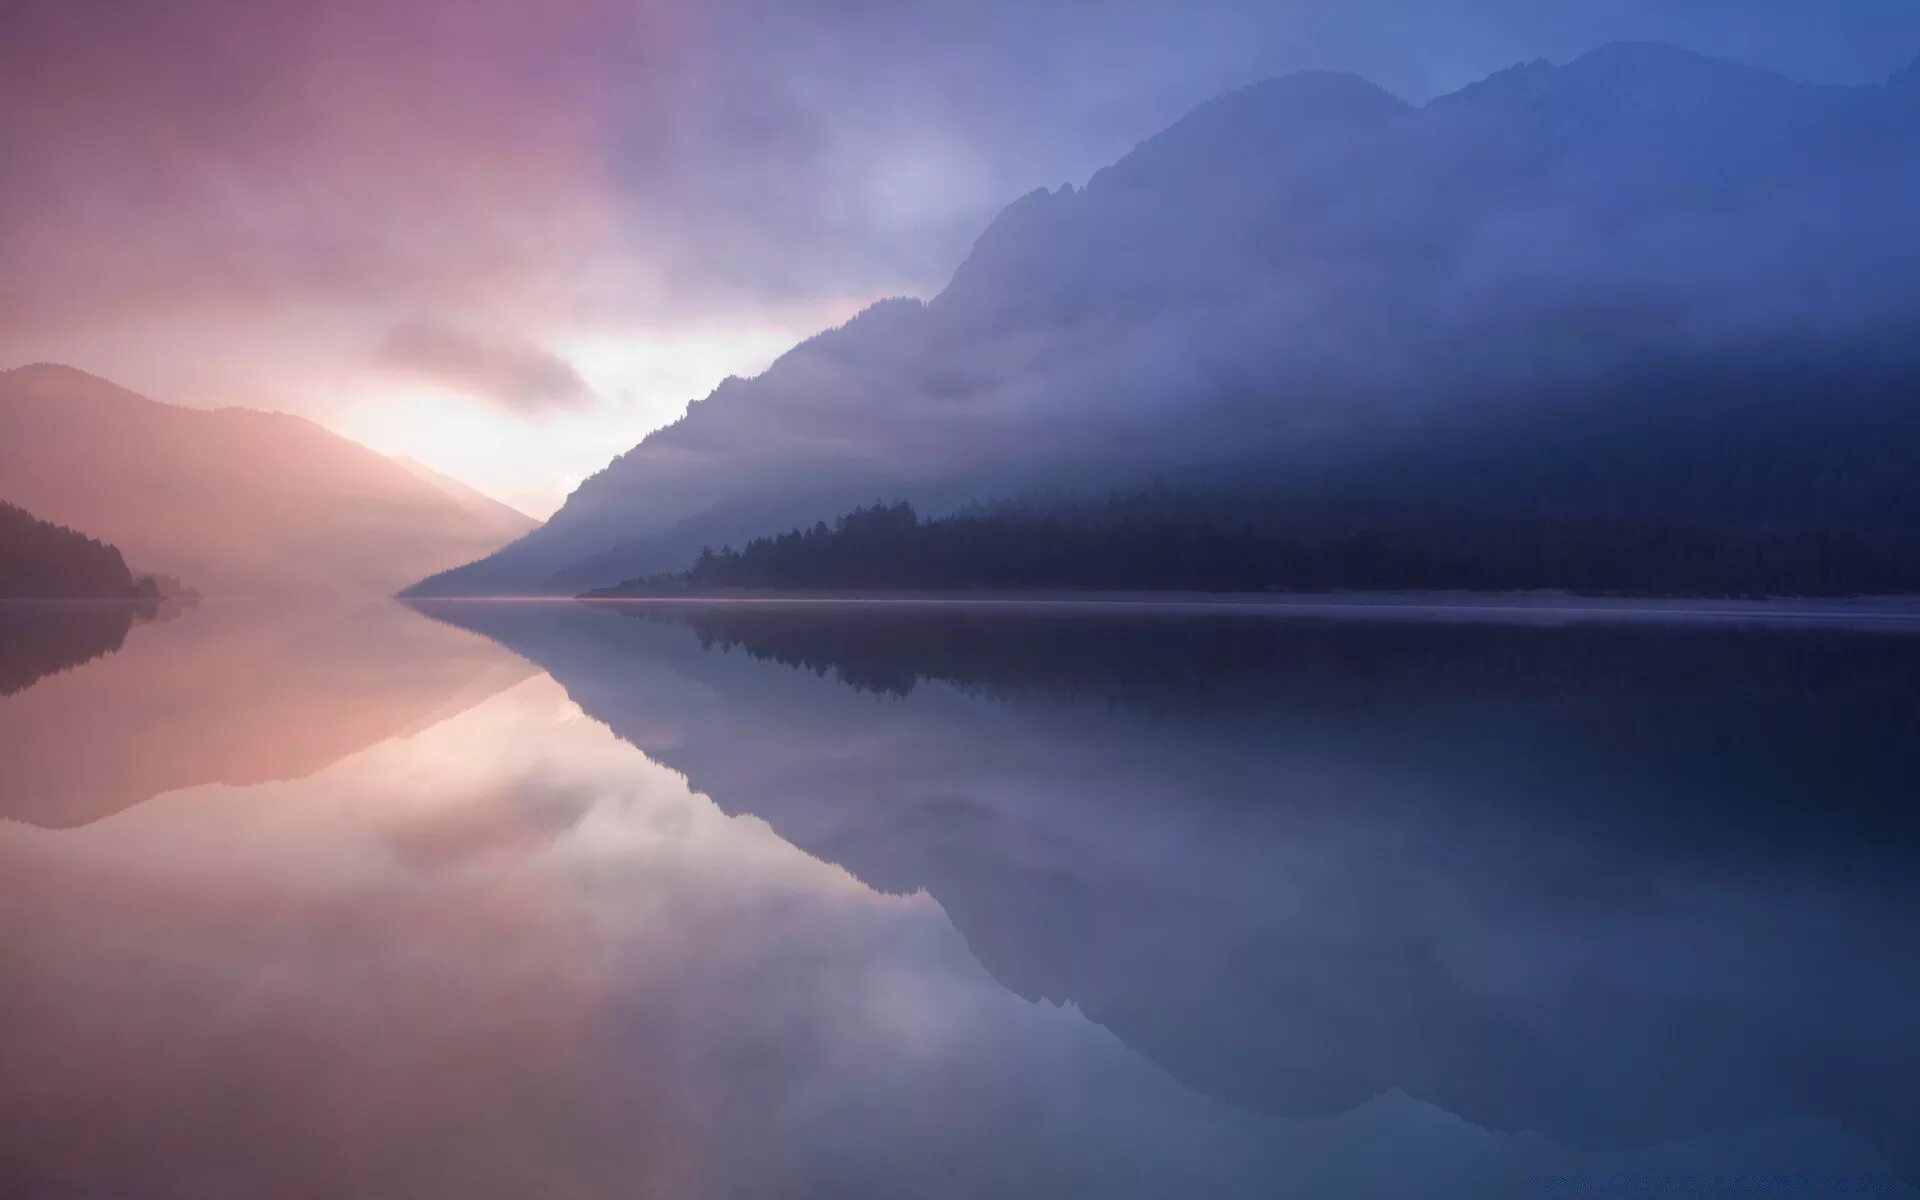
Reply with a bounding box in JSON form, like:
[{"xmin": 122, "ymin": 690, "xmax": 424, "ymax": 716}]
[
  {"xmin": 0, "ymin": 0, "xmax": 884, "ymax": 515},
  {"xmin": 6, "ymin": 0, "xmax": 1912, "ymax": 515}
]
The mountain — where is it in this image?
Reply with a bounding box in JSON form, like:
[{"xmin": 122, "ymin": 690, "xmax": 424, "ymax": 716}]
[
  {"xmin": 391, "ymin": 455, "xmax": 538, "ymax": 545},
  {"xmin": 588, "ymin": 492, "xmax": 1920, "ymax": 598},
  {"xmin": 411, "ymin": 42, "xmax": 1920, "ymax": 597},
  {"xmin": 0, "ymin": 500, "xmax": 146, "ymax": 599},
  {"xmin": 0, "ymin": 364, "xmax": 537, "ymax": 595}
]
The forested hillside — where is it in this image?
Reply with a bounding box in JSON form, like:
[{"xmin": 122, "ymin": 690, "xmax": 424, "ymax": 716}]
[
  {"xmin": 0, "ymin": 501, "xmax": 147, "ymax": 599},
  {"xmin": 419, "ymin": 45, "xmax": 1920, "ymax": 597},
  {"xmin": 586, "ymin": 490, "xmax": 1920, "ymax": 599}
]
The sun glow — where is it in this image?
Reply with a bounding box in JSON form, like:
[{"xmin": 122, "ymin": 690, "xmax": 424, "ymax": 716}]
[{"xmin": 338, "ymin": 320, "xmax": 839, "ymax": 520}]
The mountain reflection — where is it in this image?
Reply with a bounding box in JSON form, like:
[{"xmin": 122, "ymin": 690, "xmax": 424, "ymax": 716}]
[
  {"xmin": 0, "ymin": 602, "xmax": 533, "ymax": 827},
  {"xmin": 430, "ymin": 599, "xmax": 1920, "ymax": 1182},
  {"xmin": 0, "ymin": 600, "xmax": 147, "ymax": 696}
]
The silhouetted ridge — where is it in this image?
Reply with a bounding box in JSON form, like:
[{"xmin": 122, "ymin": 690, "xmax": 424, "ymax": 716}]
[
  {"xmin": 0, "ymin": 500, "xmax": 145, "ymax": 599},
  {"xmin": 5, "ymin": 362, "xmax": 100, "ymax": 384},
  {"xmin": 413, "ymin": 42, "xmax": 1920, "ymax": 597},
  {"xmin": 1565, "ymin": 39, "xmax": 1789, "ymax": 85},
  {"xmin": 1108, "ymin": 70, "xmax": 1405, "ymax": 176},
  {"xmin": 1479, "ymin": 41, "xmax": 1808, "ymax": 132},
  {"xmin": 586, "ymin": 481, "xmax": 1920, "ymax": 599},
  {"xmin": 1082, "ymin": 69, "xmax": 1407, "ymax": 214},
  {"xmin": 1, "ymin": 363, "xmax": 535, "ymax": 595}
]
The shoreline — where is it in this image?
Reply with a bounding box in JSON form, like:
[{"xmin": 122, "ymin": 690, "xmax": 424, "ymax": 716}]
[{"xmin": 563, "ymin": 589, "xmax": 1920, "ymax": 629}]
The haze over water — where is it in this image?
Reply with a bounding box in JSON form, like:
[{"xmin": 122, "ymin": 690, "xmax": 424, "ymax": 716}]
[{"xmin": 3, "ymin": 600, "xmax": 1918, "ymax": 1198}]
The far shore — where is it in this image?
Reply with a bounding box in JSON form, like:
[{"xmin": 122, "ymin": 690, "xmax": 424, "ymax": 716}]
[{"xmin": 560, "ymin": 589, "xmax": 1920, "ymax": 629}]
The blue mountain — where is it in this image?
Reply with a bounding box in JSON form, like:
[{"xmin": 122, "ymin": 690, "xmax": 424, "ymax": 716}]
[{"xmin": 411, "ymin": 44, "xmax": 1920, "ymax": 596}]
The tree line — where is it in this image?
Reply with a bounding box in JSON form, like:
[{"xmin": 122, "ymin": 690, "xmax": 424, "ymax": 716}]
[
  {"xmin": 0, "ymin": 501, "xmax": 153, "ymax": 599},
  {"xmin": 584, "ymin": 489, "xmax": 1920, "ymax": 599}
]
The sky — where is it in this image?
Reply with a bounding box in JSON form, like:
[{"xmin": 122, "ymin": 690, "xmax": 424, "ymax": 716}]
[{"xmin": 4, "ymin": 0, "xmax": 1917, "ymax": 516}]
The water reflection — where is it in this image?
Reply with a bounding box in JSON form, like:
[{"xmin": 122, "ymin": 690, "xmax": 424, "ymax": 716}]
[
  {"xmin": 434, "ymin": 600, "xmax": 1920, "ymax": 1185},
  {"xmin": 1, "ymin": 599, "xmax": 1916, "ymax": 1197},
  {"xmin": 0, "ymin": 600, "xmax": 147, "ymax": 696},
  {"xmin": 0, "ymin": 601, "xmax": 532, "ymax": 827}
]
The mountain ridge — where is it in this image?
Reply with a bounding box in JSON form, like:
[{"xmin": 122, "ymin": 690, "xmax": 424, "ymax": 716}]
[
  {"xmin": 0, "ymin": 363, "xmax": 536, "ymax": 595},
  {"xmin": 0, "ymin": 498, "xmax": 146, "ymax": 600},
  {"xmin": 409, "ymin": 41, "xmax": 1920, "ymax": 598}
]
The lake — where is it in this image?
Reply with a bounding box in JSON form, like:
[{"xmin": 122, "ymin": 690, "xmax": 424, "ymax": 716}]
[{"xmin": 3, "ymin": 598, "xmax": 1918, "ymax": 1198}]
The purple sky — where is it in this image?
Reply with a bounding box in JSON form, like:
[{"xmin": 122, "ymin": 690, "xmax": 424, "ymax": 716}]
[{"xmin": 5, "ymin": 0, "xmax": 1915, "ymax": 514}]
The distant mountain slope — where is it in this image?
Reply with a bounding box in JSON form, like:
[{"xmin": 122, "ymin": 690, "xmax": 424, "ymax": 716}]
[
  {"xmin": 392, "ymin": 455, "xmax": 538, "ymax": 544},
  {"xmin": 0, "ymin": 500, "xmax": 142, "ymax": 599},
  {"xmin": 412, "ymin": 42, "xmax": 1920, "ymax": 597},
  {"xmin": 0, "ymin": 364, "xmax": 535, "ymax": 595}
]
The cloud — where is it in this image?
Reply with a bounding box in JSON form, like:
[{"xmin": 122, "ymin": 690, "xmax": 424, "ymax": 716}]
[
  {"xmin": 2, "ymin": 0, "xmax": 1914, "ymax": 516},
  {"xmin": 4, "ymin": 0, "xmax": 1914, "ymax": 338},
  {"xmin": 426, "ymin": 40, "xmax": 1920, "ymax": 593},
  {"xmin": 376, "ymin": 321, "xmax": 596, "ymax": 414}
]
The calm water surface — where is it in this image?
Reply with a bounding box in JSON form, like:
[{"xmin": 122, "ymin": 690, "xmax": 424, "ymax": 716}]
[{"xmin": 3, "ymin": 598, "xmax": 1919, "ymax": 1198}]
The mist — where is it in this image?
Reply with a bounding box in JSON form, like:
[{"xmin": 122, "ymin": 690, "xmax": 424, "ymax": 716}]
[{"xmin": 420, "ymin": 43, "xmax": 1920, "ymax": 593}]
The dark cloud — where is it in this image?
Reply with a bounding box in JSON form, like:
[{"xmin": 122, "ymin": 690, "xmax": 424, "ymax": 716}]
[{"xmin": 376, "ymin": 321, "xmax": 596, "ymax": 414}]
